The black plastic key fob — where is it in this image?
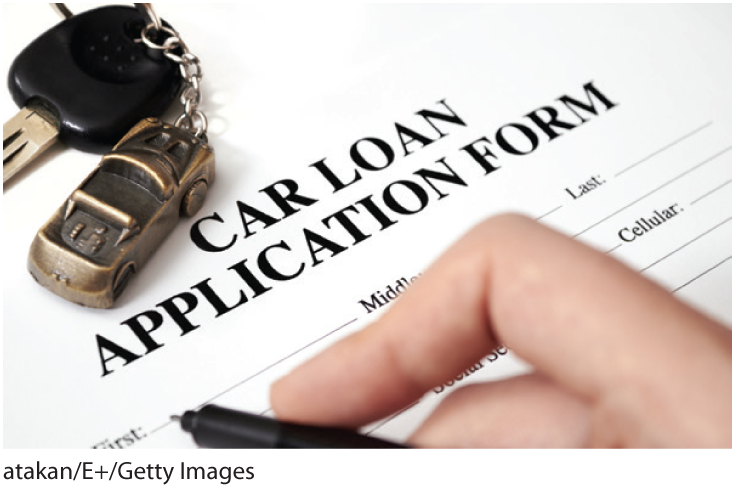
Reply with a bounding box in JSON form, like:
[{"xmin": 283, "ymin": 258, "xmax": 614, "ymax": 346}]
[{"xmin": 7, "ymin": 5, "xmax": 182, "ymax": 153}]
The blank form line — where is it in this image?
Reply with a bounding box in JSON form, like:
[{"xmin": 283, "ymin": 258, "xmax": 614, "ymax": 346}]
[
  {"xmin": 147, "ymin": 421, "xmax": 173, "ymax": 436},
  {"xmin": 195, "ymin": 318, "xmax": 359, "ymax": 409},
  {"xmin": 639, "ymin": 217, "xmax": 732, "ymax": 273},
  {"xmin": 535, "ymin": 205, "xmax": 563, "ymax": 220},
  {"xmin": 605, "ymin": 243, "xmax": 623, "ymax": 254},
  {"xmin": 148, "ymin": 317, "xmax": 359, "ymax": 436},
  {"xmin": 365, "ymin": 400, "xmax": 421, "ymax": 435},
  {"xmin": 672, "ymin": 256, "xmax": 732, "ymax": 293},
  {"xmin": 574, "ymin": 146, "xmax": 731, "ymax": 237},
  {"xmin": 691, "ymin": 179, "xmax": 732, "ymax": 206},
  {"xmin": 614, "ymin": 121, "xmax": 713, "ymax": 177}
]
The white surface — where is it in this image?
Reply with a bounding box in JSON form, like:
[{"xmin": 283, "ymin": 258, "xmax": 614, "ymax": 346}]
[{"xmin": 2, "ymin": 4, "xmax": 731, "ymax": 449}]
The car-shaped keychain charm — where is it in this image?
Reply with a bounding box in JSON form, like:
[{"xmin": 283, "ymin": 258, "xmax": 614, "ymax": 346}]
[{"xmin": 28, "ymin": 117, "xmax": 215, "ymax": 308}]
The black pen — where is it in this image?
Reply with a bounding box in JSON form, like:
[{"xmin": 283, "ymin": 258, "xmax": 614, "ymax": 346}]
[{"xmin": 172, "ymin": 404, "xmax": 408, "ymax": 448}]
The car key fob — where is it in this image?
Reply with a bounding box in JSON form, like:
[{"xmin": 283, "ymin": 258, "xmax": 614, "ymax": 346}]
[{"xmin": 8, "ymin": 5, "xmax": 182, "ymax": 153}]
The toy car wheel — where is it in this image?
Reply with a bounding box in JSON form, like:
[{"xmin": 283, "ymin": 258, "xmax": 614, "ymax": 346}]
[{"xmin": 181, "ymin": 179, "xmax": 208, "ymax": 217}]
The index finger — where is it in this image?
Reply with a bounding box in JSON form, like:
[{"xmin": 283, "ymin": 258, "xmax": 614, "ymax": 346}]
[{"xmin": 270, "ymin": 213, "xmax": 729, "ymax": 427}]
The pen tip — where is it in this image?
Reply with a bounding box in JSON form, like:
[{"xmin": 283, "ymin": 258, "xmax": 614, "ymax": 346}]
[{"xmin": 170, "ymin": 414, "xmax": 181, "ymax": 422}]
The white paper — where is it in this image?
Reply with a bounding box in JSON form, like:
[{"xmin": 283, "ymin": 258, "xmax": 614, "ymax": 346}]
[{"xmin": 2, "ymin": 4, "xmax": 731, "ymax": 448}]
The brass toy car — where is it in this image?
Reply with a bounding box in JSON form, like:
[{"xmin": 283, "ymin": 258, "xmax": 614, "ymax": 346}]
[{"xmin": 28, "ymin": 118, "xmax": 215, "ymax": 308}]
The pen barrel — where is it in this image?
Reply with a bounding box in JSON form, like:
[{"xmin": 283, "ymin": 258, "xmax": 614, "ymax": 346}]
[
  {"xmin": 181, "ymin": 405, "xmax": 406, "ymax": 448},
  {"xmin": 278, "ymin": 423, "xmax": 406, "ymax": 449},
  {"xmin": 182, "ymin": 405, "xmax": 281, "ymax": 448}
]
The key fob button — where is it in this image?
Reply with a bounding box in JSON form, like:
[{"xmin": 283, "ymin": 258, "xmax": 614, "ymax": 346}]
[{"xmin": 71, "ymin": 16, "xmax": 145, "ymax": 84}]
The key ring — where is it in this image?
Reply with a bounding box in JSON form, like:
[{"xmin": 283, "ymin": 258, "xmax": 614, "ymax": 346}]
[
  {"xmin": 136, "ymin": 3, "xmax": 162, "ymax": 31},
  {"xmin": 51, "ymin": 3, "xmax": 74, "ymax": 19},
  {"xmin": 52, "ymin": 3, "xmax": 209, "ymax": 140},
  {"xmin": 52, "ymin": 3, "xmax": 161, "ymax": 30}
]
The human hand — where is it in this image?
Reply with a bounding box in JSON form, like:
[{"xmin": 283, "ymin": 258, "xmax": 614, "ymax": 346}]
[{"xmin": 270, "ymin": 213, "xmax": 731, "ymax": 447}]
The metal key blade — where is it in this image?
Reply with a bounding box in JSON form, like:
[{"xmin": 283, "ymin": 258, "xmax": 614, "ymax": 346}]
[{"xmin": 3, "ymin": 105, "xmax": 59, "ymax": 183}]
